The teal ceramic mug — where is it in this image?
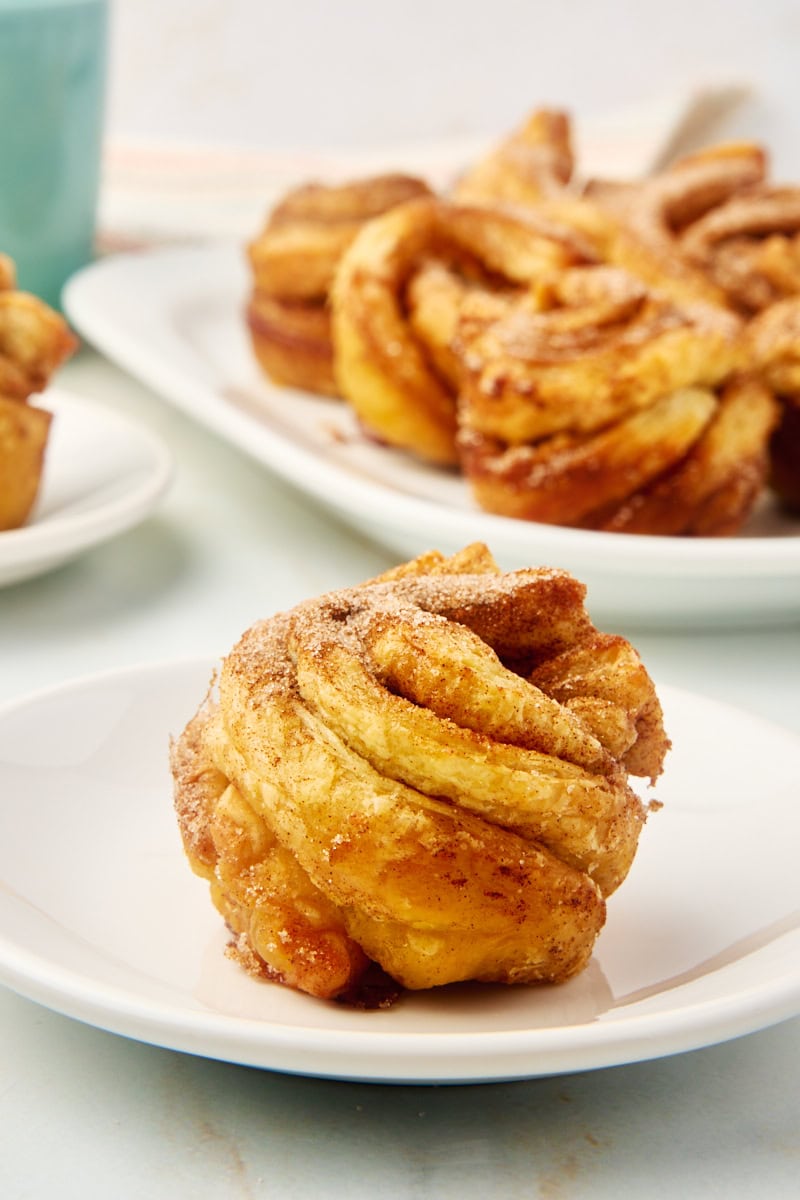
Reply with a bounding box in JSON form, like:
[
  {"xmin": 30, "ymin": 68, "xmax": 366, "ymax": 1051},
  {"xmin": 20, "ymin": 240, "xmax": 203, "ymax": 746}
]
[{"xmin": 0, "ymin": 0, "xmax": 108, "ymax": 309}]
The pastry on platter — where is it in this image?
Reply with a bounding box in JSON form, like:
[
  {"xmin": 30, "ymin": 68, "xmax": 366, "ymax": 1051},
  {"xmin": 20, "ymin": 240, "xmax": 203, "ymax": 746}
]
[
  {"xmin": 171, "ymin": 544, "xmax": 669, "ymax": 1004},
  {"xmin": 0, "ymin": 255, "xmax": 76, "ymax": 530},
  {"xmin": 246, "ymin": 173, "xmax": 432, "ymax": 396},
  {"xmin": 454, "ymin": 266, "xmax": 777, "ymax": 534},
  {"xmin": 331, "ymin": 197, "xmax": 594, "ymax": 464},
  {"xmin": 241, "ymin": 105, "xmax": 799, "ymax": 536}
]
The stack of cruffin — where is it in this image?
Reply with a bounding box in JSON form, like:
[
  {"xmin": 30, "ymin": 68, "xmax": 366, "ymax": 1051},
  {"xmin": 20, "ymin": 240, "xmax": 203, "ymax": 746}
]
[
  {"xmin": 0, "ymin": 254, "xmax": 76, "ymax": 530},
  {"xmin": 246, "ymin": 108, "xmax": 800, "ymax": 531}
]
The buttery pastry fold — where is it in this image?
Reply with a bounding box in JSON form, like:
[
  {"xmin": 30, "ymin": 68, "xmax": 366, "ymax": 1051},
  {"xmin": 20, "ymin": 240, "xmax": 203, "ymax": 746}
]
[{"xmin": 171, "ymin": 544, "xmax": 669, "ymax": 1003}]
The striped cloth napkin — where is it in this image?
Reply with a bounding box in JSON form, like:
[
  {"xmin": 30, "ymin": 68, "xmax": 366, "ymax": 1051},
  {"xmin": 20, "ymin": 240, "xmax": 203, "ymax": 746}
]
[{"xmin": 97, "ymin": 85, "xmax": 749, "ymax": 251}]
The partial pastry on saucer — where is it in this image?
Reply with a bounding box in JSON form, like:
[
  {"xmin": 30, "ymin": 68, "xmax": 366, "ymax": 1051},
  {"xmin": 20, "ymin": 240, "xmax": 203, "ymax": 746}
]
[
  {"xmin": 0, "ymin": 254, "xmax": 77, "ymax": 530},
  {"xmin": 170, "ymin": 544, "xmax": 669, "ymax": 1006}
]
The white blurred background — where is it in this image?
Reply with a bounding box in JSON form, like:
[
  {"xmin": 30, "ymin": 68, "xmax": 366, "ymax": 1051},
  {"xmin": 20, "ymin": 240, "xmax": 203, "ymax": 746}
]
[{"xmin": 106, "ymin": 0, "xmax": 800, "ymax": 171}]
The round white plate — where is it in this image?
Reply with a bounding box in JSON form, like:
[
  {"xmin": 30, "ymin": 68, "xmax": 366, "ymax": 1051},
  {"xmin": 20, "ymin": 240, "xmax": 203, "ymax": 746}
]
[
  {"xmin": 0, "ymin": 388, "xmax": 173, "ymax": 587},
  {"xmin": 0, "ymin": 658, "xmax": 798, "ymax": 1084},
  {"xmin": 64, "ymin": 245, "xmax": 800, "ymax": 629}
]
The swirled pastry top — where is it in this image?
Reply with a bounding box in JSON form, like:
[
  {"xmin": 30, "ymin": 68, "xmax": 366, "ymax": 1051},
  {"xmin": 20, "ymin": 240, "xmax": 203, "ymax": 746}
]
[
  {"xmin": 330, "ymin": 196, "xmax": 597, "ymax": 463},
  {"xmin": 454, "ymin": 265, "xmax": 743, "ymax": 443}
]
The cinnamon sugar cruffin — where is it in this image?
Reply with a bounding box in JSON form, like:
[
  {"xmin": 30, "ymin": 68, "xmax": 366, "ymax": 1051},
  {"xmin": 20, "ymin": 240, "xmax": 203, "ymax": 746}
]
[{"xmin": 171, "ymin": 544, "xmax": 669, "ymax": 1005}]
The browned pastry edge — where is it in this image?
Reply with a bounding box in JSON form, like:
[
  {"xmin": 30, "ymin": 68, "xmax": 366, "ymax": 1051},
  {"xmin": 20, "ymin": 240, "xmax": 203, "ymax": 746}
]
[
  {"xmin": 246, "ymin": 293, "xmax": 338, "ymax": 396},
  {"xmin": 453, "ymin": 265, "xmax": 743, "ymax": 445},
  {"xmin": 745, "ymin": 296, "xmax": 800, "ymax": 509}
]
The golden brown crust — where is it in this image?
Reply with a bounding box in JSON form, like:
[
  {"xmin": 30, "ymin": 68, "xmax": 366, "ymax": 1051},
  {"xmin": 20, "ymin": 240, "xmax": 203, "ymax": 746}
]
[
  {"xmin": 452, "ymin": 110, "xmax": 731, "ymax": 307},
  {"xmin": 538, "ymin": 193, "xmax": 731, "ymax": 308},
  {"xmin": 679, "ymin": 189, "xmax": 800, "ymax": 312},
  {"xmin": 459, "ymin": 379, "xmax": 776, "ymax": 536},
  {"xmin": 587, "ymin": 143, "xmax": 767, "ymax": 239},
  {"xmin": 459, "ymin": 387, "xmax": 715, "ymax": 526},
  {"xmin": 171, "ymin": 545, "xmax": 669, "ymax": 1002},
  {"xmin": 170, "ymin": 692, "xmax": 370, "ymax": 999},
  {"xmin": 588, "ymin": 376, "xmax": 778, "ymax": 535},
  {"xmin": 249, "ymin": 174, "xmax": 434, "ymax": 299}
]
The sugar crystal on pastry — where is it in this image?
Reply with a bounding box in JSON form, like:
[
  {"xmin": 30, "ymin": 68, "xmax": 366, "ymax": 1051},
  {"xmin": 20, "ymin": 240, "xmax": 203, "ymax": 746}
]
[{"xmin": 246, "ymin": 173, "xmax": 432, "ymax": 397}]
